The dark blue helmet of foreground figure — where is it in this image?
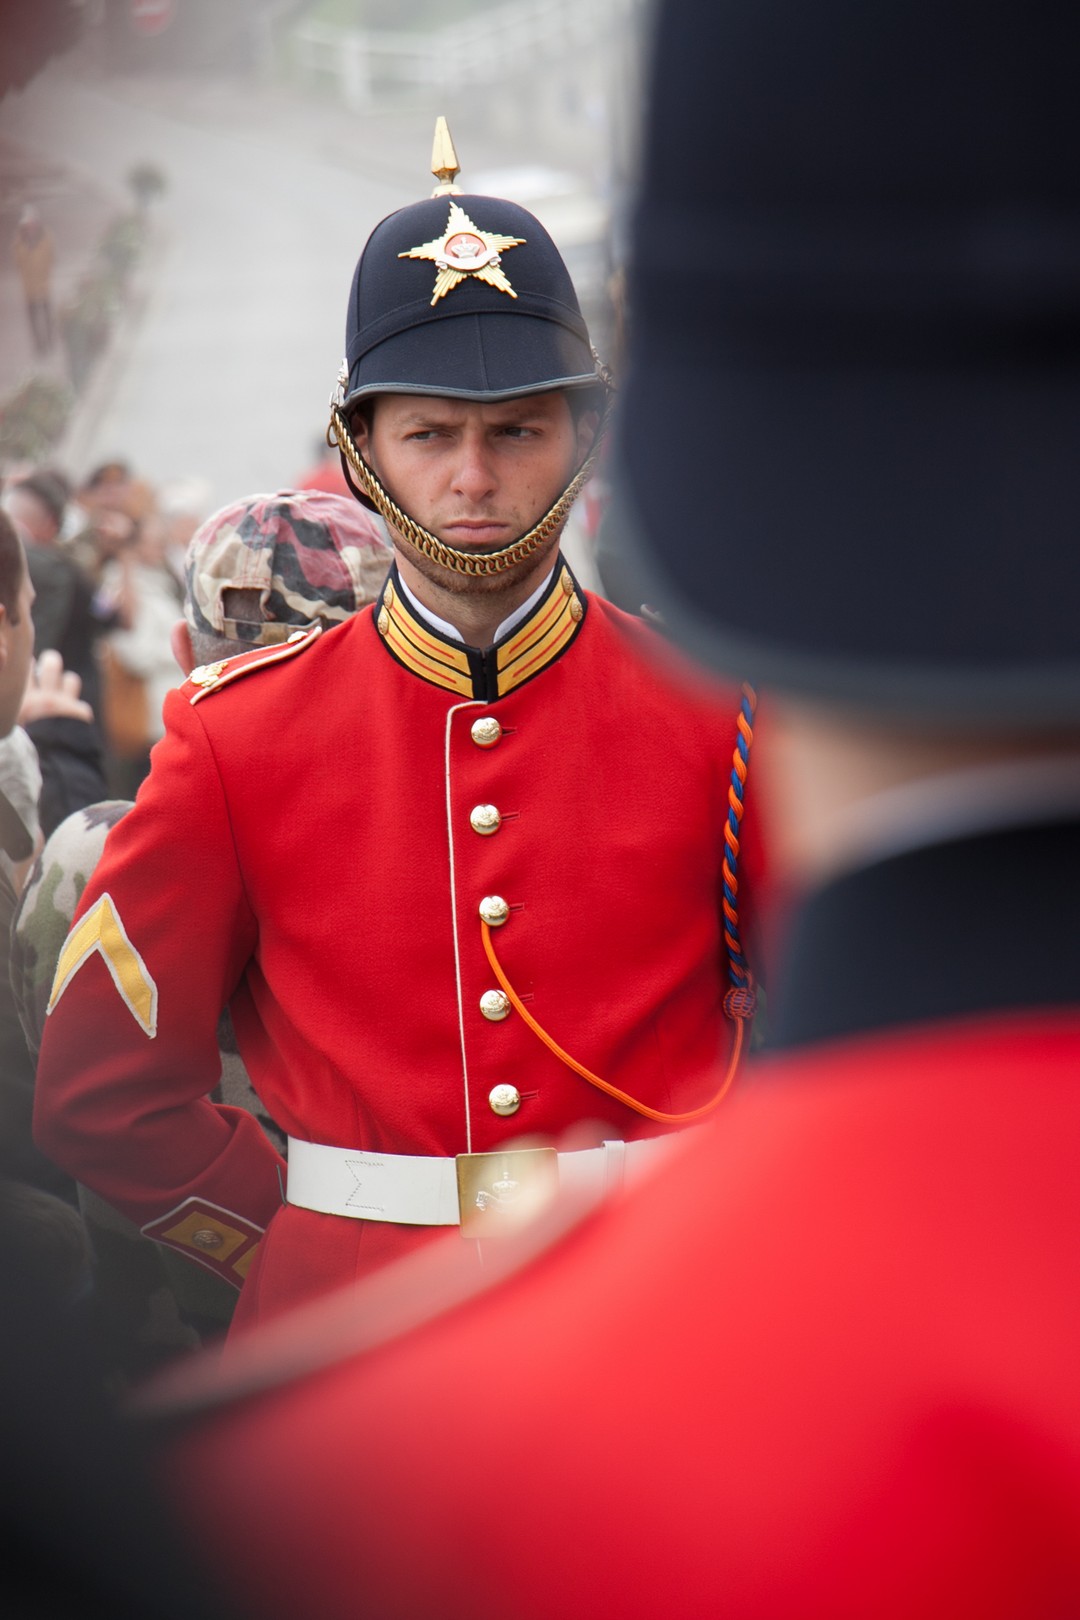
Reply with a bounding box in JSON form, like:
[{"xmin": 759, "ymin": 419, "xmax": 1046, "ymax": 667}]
[{"xmin": 615, "ymin": 0, "xmax": 1080, "ymax": 728}]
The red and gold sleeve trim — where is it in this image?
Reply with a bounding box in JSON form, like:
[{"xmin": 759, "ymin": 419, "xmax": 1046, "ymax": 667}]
[{"xmin": 141, "ymin": 1197, "xmax": 264, "ymax": 1288}]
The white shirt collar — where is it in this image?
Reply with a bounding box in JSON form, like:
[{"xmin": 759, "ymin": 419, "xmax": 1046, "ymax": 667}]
[{"xmin": 397, "ymin": 566, "xmax": 558, "ymax": 647}]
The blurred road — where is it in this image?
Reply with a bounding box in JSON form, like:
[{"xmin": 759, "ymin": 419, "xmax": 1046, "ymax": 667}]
[
  {"xmin": 0, "ymin": 61, "xmax": 605, "ymax": 583},
  {"xmin": 1, "ymin": 65, "xmax": 422, "ymax": 505}
]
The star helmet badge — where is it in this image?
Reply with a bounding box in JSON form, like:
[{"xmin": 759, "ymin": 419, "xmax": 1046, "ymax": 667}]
[{"xmin": 399, "ymin": 201, "xmax": 526, "ymax": 307}]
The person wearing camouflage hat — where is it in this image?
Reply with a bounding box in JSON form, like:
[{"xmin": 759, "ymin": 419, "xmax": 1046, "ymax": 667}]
[
  {"xmin": 34, "ymin": 130, "xmax": 758, "ymax": 1335},
  {"xmin": 177, "ymin": 486, "xmax": 392, "ymax": 663}
]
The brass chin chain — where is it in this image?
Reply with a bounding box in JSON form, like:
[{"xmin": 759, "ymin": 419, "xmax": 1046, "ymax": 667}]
[{"xmin": 327, "ymin": 375, "xmax": 613, "ymax": 579}]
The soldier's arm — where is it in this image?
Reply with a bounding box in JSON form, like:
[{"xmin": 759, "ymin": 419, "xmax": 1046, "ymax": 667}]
[{"xmin": 33, "ymin": 687, "xmax": 284, "ymax": 1289}]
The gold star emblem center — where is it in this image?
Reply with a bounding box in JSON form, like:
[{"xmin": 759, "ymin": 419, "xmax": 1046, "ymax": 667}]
[{"xmin": 399, "ymin": 202, "xmax": 526, "ymax": 307}]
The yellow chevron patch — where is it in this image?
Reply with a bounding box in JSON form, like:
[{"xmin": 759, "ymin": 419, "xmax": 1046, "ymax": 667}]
[{"xmin": 47, "ymin": 892, "xmax": 158, "ymax": 1037}]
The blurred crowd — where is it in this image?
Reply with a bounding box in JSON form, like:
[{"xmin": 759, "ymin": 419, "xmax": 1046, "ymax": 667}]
[
  {"xmin": 0, "ymin": 453, "xmax": 216, "ymax": 1371},
  {"xmin": 2, "ymin": 457, "xmax": 198, "ymax": 798},
  {"xmin": 0, "ymin": 444, "xmax": 393, "ymax": 1382}
]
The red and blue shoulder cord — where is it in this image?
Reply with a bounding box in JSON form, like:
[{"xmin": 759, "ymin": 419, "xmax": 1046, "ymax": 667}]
[
  {"xmin": 722, "ymin": 684, "xmax": 758, "ymax": 1021},
  {"xmin": 479, "ymin": 683, "xmax": 759, "ymax": 1124}
]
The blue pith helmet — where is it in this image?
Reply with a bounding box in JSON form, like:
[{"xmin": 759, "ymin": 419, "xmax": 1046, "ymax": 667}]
[
  {"xmin": 328, "ymin": 128, "xmax": 610, "ymax": 572},
  {"xmin": 337, "ymin": 192, "xmax": 603, "ymax": 412}
]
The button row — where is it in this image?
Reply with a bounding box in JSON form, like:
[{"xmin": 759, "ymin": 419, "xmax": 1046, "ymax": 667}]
[
  {"xmin": 477, "ymin": 896, "xmax": 518, "ymax": 1111},
  {"xmin": 471, "ymin": 723, "xmax": 508, "ymax": 1114},
  {"xmin": 478, "ymin": 909, "xmax": 516, "ymax": 1111}
]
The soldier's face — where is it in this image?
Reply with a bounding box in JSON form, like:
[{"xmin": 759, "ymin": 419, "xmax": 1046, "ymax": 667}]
[{"xmin": 354, "ymin": 391, "xmax": 590, "ymax": 580}]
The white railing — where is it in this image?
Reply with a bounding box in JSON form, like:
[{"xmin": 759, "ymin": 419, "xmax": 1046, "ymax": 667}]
[{"xmin": 292, "ymin": 0, "xmax": 638, "ymax": 107}]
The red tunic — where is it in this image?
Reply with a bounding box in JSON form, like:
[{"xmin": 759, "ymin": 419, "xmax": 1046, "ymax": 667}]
[
  {"xmin": 35, "ymin": 564, "xmax": 751, "ymax": 1328},
  {"xmin": 162, "ymin": 1012, "xmax": 1080, "ymax": 1619},
  {"xmin": 155, "ymin": 816, "xmax": 1080, "ymax": 1615}
]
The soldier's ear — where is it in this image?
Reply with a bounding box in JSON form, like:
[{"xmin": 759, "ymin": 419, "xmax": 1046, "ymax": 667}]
[
  {"xmin": 574, "ymin": 408, "xmax": 600, "ymax": 464},
  {"xmin": 169, "ymin": 619, "xmax": 194, "ymax": 676},
  {"xmin": 351, "ymin": 405, "xmax": 373, "ymax": 460}
]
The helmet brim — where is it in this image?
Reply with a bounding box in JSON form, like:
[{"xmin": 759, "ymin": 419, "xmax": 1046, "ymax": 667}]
[{"xmin": 341, "ymin": 309, "xmax": 599, "ymax": 413}]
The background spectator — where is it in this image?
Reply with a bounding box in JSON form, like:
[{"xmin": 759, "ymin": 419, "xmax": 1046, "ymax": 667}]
[
  {"xmin": 99, "ymin": 511, "xmax": 183, "ymax": 796},
  {"xmin": 3, "ymin": 467, "xmax": 111, "ymax": 726},
  {"xmin": 12, "ymin": 204, "xmax": 55, "ymax": 356}
]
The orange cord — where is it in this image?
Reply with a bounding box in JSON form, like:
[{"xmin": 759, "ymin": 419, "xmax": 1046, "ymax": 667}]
[{"xmin": 481, "ymin": 921, "xmax": 749, "ymax": 1125}]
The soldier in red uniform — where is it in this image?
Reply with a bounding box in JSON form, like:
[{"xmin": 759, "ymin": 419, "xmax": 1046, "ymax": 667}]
[
  {"xmin": 33, "ymin": 129, "xmax": 755, "ymax": 1332},
  {"xmin": 149, "ymin": 3, "xmax": 1080, "ymax": 1615}
]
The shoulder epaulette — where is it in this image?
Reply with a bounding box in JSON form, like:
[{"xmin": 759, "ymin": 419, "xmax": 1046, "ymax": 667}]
[{"xmin": 186, "ymin": 626, "xmax": 322, "ymax": 705}]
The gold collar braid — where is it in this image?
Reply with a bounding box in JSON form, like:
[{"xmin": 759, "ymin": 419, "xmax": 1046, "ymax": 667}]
[{"xmin": 327, "ymin": 365, "xmax": 613, "ymax": 578}]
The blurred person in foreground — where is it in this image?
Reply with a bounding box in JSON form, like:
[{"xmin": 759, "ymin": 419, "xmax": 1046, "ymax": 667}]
[
  {"xmin": 0, "ymin": 1200, "xmax": 238, "ymax": 1620},
  {"xmin": 14, "ymin": 491, "xmax": 390, "ymax": 1368},
  {"xmin": 34, "ymin": 132, "xmax": 759, "ymax": 1339},
  {"xmin": 145, "ymin": 6, "xmax": 1080, "ymax": 1616}
]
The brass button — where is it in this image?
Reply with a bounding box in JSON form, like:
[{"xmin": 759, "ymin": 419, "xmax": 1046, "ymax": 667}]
[
  {"xmin": 480, "ymin": 989, "xmax": 511, "ymax": 1022},
  {"xmin": 384, "ymin": 580, "xmax": 395, "ymax": 607},
  {"xmin": 191, "ymin": 1228, "xmax": 224, "ymax": 1251},
  {"xmin": 569, "ymin": 593, "xmax": 584, "ymax": 622},
  {"xmin": 377, "ymin": 607, "xmax": 390, "ymax": 635},
  {"xmin": 469, "ymin": 803, "xmax": 502, "ymax": 836},
  {"xmin": 560, "ymin": 567, "xmax": 574, "ymax": 595},
  {"xmin": 470, "ymin": 716, "xmax": 502, "ymax": 748},
  {"xmin": 488, "ymin": 1083, "xmax": 521, "ymax": 1117},
  {"xmin": 479, "ymin": 895, "xmax": 510, "ymax": 927}
]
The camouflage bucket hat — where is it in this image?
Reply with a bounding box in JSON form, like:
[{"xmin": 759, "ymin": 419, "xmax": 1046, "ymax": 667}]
[{"xmin": 184, "ymin": 488, "xmax": 391, "ymax": 647}]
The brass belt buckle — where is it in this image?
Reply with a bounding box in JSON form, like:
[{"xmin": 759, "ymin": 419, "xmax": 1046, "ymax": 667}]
[{"xmin": 455, "ymin": 1147, "xmax": 559, "ymax": 1238}]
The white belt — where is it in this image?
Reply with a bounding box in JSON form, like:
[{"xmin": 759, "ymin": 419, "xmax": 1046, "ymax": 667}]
[{"xmin": 286, "ymin": 1135, "xmax": 676, "ymax": 1227}]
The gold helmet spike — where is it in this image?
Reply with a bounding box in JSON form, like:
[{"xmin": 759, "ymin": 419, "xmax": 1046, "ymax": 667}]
[{"xmin": 430, "ymin": 116, "xmax": 462, "ymax": 196}]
